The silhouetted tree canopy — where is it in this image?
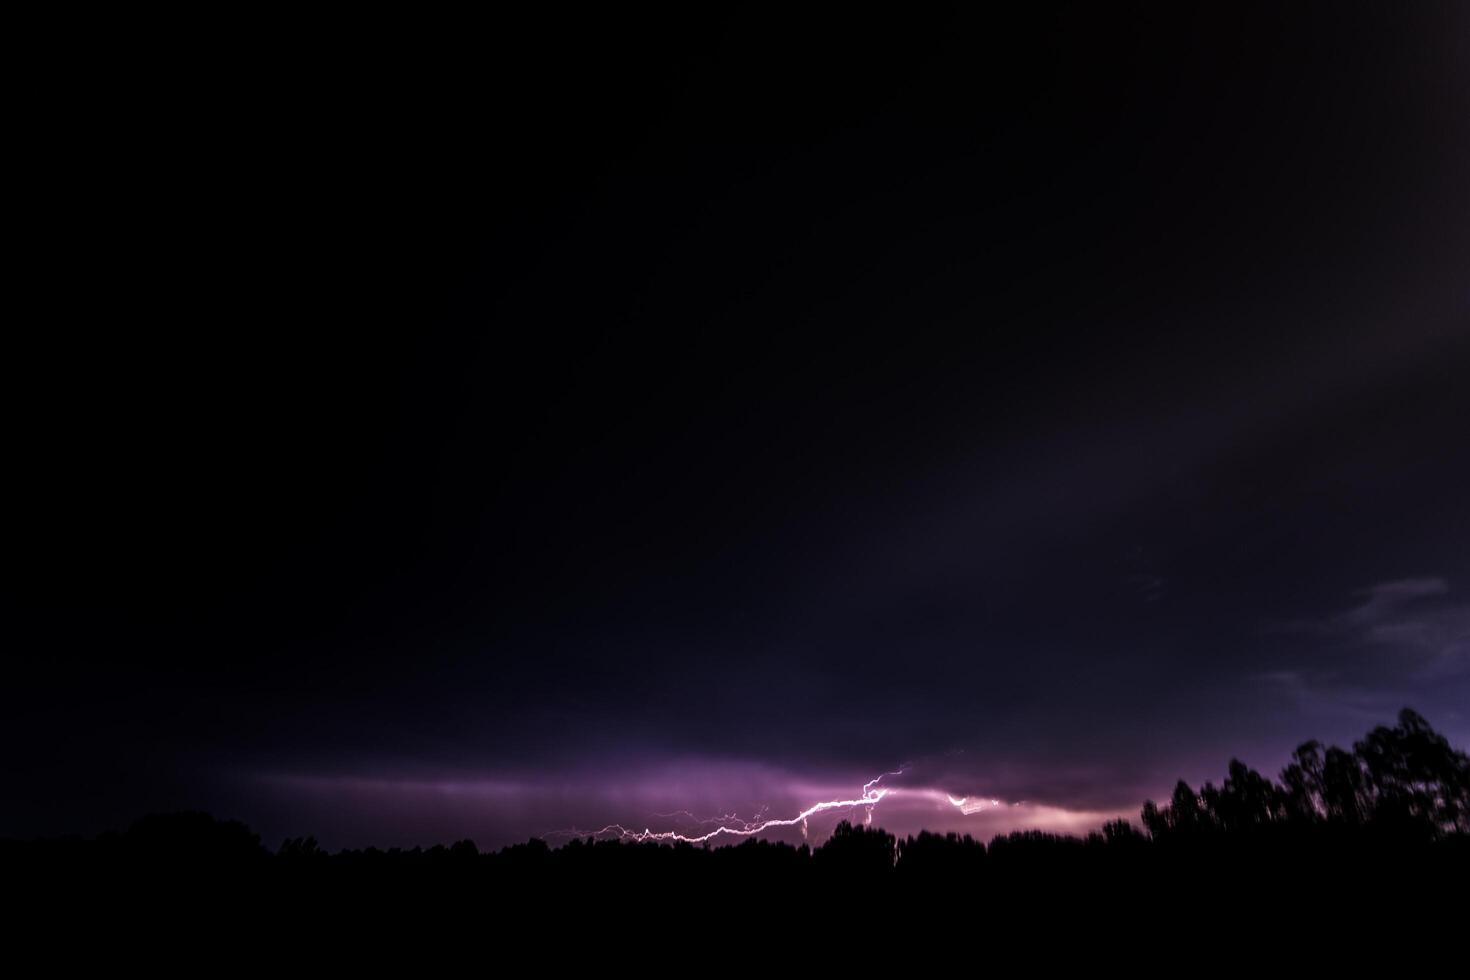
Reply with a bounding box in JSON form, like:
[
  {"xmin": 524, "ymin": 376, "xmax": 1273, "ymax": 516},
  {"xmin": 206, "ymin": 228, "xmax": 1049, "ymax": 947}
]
[
  {"xmin": 1142, "ymin": 709, "xmax": 1470, "ymax": 840},
  {"xmin": 6, "ymin": 710, "xmax": 1466, "ymax": 936}
]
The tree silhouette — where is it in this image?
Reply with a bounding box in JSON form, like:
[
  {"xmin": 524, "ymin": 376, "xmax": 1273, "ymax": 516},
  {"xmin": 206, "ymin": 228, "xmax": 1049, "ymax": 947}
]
[
  {"xmin": 1142, "ymin": 708, "xmax": 1470, "ymax": 840},
  {"xmin": 5, "ymin": 708, "xmax": 1467, "ymax": 930}
]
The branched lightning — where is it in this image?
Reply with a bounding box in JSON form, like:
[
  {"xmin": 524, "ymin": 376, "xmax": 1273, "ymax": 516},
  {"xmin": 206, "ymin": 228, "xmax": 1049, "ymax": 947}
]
[{"xmin": 548, "ymin": 767, "xmax": 1013, "ymax": 845}]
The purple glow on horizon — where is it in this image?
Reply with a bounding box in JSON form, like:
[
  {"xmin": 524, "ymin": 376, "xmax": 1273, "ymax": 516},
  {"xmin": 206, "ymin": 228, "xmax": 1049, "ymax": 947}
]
[{"xmin": 255, "ymin": 761, "xmax": 1134, "ymax": 850}]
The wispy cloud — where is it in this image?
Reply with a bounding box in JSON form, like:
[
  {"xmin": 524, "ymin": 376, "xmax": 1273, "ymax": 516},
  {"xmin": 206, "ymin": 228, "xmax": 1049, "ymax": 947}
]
[
  {"xmin": 1339, "ymin": 577, "xmax": 1449, "ymax": 626},
  {"xmin": 1267, "ymin": 576, "xmax": 1470, "ymax": 685}
]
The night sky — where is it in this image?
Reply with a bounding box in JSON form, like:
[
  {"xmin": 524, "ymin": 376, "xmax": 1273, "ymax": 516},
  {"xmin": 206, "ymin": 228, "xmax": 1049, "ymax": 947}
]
[{"xmin": 6, "ymin": 5, "xmax": 1469, "ymax": 849}]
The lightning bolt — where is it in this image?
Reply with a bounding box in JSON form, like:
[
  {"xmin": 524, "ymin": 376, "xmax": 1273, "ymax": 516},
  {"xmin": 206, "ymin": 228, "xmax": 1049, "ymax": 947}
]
[
  {"xmin": 945, "ymin": 794, "xmax": 991, "ymax": 815},
  {"xmin": 548, "ymin": 767, "xmax": 1012, "ymax": 844}
]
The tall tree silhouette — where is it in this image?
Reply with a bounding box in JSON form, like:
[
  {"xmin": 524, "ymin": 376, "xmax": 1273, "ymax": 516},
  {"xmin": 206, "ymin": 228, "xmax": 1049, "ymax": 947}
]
[{"xmin": 1144, "ymin": 708, "xmax": 1469, "ymax": 839}]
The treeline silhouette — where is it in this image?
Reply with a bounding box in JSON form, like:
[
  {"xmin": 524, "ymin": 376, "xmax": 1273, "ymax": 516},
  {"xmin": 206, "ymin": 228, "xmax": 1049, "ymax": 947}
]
[{"xmin": 7, "ymin": 709, "xmax": 1467, "ymax": 932}]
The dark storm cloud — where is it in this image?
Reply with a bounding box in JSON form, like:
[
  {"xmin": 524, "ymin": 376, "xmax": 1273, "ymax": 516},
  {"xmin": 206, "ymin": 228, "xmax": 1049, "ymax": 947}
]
[
  {"xmin": 1266, "ymin": 578, "xmax": 1470, "ymax": 695},
  {"xmin": 5, "ymin": 4, "xmax": 1468, "ymax": 847}
]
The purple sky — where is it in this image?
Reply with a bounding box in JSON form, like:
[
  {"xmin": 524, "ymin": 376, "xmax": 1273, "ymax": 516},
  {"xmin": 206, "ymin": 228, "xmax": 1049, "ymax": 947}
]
[{"xmin": 5, "ymin": 6, "xmax": 1468, "ymax": 850}]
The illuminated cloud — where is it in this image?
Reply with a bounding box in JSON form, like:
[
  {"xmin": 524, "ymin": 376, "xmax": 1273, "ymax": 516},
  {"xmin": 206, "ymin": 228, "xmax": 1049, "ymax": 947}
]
[{"xmin": 256, "ymin": 761, "xmax": 1131, "ymax": 850}]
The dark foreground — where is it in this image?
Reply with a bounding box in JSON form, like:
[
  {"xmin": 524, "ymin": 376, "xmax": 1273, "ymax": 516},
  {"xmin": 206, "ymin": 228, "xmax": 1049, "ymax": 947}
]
[{"xmin": 7, "ymin": 710, "xmax": 1468, "ymax": 959}]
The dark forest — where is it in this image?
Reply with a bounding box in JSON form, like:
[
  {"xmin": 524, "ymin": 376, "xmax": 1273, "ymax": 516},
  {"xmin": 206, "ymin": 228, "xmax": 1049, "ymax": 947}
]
[{"xmin": 10, "ymin": 710, "xmax": 1467, "ymax": 932}]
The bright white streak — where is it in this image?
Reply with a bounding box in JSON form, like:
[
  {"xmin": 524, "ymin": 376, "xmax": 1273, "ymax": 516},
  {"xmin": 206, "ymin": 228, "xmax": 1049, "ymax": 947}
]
[{"xmin": 556, "ymin": 768, "xmax": 1009, "ymax": 844}]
